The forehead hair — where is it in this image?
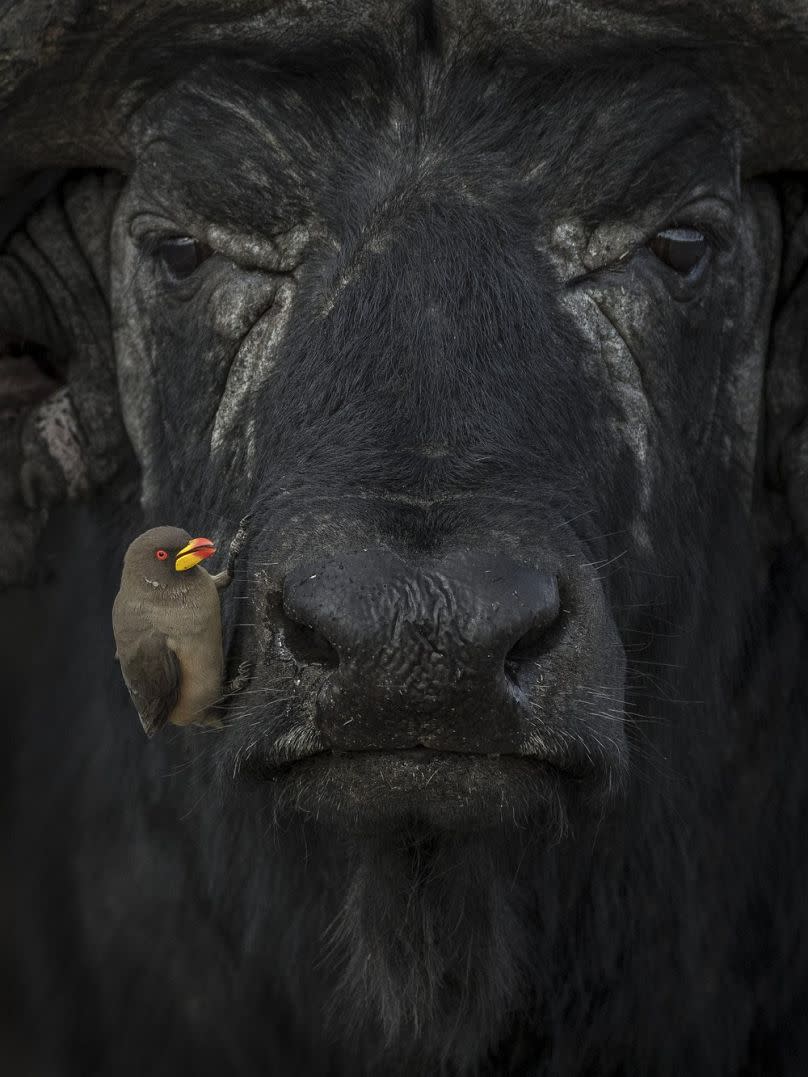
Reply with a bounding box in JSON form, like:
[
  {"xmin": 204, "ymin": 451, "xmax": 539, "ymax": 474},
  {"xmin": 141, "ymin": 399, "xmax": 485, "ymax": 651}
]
[{"xmin": 133, "ymin": 44, "xmax": 733, "ymax": 239}]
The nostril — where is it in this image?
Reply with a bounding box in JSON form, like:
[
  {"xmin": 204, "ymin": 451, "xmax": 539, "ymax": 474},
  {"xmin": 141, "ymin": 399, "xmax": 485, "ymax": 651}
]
[
  {"xmin": 504, "ymin": 581, "xmax": 564, "ymax": 685},
  {"xmin": 281, "ymin": 618, "xmax": 340, "ymax": 669},
  {"xmin": 268, "ymin": 583, "xmax": 341, "ymax": 669},
  {"xmin": 505, "ymin": 623, "xmax": 553, "ymax": 677}
]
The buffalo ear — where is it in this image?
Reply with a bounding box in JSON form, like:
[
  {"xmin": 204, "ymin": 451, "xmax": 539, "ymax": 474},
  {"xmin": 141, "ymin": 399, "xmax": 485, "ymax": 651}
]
[
  {"xmin": 0, "ymin": 171, "xmax": 134, "ymax": 587},
  {"xmin": 765, "ymin": 177, "xmax": 808, "ymax": 550}
]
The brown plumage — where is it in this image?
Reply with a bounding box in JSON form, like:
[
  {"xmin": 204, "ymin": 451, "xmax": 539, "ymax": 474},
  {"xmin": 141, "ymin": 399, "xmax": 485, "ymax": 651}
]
[{"xmin": 112, "ymin": 525, "xmax": 233, "ymax": 736}]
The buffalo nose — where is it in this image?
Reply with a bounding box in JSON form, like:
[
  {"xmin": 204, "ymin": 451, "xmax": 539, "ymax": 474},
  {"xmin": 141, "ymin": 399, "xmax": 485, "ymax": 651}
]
[{"xmin": 280, "ymin": 550, "xmax": 562, "ymax": 753}]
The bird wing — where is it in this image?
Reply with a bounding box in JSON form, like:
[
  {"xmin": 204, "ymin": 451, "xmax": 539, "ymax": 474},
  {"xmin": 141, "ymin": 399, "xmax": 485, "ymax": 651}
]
[{"xmin": 117, "ymin": 630, "xmax": 181, "ymax": 738}]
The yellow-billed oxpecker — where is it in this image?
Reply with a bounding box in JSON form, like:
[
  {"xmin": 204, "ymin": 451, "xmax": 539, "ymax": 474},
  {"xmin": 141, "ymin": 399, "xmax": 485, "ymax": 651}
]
[{"xmin": 113, "ymin": 524, "xmax": 245, "ymax": 736}]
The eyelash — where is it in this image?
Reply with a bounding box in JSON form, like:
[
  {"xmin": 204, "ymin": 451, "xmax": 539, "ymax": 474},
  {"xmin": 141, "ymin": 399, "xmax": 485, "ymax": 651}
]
[
  {"xmin": 666, "ymin": 221, "xmax": 719, "ymax": 248},
  {"xmin": 138, "ymin": 233, "xmax": 169, "ymax": 257}
]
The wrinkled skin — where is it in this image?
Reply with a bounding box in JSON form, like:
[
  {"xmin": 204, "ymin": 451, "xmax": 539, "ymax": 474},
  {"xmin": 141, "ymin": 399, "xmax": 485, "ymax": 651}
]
[{"xmin": 4, "ymin": 27, "xmax": 808, "ymax": 1077}]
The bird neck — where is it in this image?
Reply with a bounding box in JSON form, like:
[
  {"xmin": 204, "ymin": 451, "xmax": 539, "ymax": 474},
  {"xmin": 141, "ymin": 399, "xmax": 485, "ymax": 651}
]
[{"xmin": 127, "ymin": 568, "xmax": 193, "ymax": 601}]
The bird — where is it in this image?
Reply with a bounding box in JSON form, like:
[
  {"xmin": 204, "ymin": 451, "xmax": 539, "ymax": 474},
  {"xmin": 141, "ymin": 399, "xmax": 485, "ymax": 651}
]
[{"xmin": 112, "ymin": 522, "xmax": 247, "ymax": 737}]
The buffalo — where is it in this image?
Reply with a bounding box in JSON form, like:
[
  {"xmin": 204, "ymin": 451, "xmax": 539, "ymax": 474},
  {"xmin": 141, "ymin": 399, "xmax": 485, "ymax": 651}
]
[{"xmin": 2, "ymin": 2, "xmax": 808, "ymax": 1074}]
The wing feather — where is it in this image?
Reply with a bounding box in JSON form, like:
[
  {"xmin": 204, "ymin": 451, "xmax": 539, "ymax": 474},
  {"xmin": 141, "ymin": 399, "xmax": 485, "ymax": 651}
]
[{"xmin": 117, "ymin": 630, "xmax": 180, "ymax": 737}]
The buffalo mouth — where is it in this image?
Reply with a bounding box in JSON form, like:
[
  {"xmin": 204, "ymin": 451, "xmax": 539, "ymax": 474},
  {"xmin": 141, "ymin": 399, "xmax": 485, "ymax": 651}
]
[{"xmin": 227, "ymin": 733, "xmax": 627, "ymax": 832}]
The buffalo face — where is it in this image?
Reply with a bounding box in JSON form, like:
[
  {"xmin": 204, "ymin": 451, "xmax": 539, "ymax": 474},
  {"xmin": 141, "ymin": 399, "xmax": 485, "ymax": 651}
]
[{"xmin": 110, "ymin": 52, "xmax": 779, "ymax": 830}]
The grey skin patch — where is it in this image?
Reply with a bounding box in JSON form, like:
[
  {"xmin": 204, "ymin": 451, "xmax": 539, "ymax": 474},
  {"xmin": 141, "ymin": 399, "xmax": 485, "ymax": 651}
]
[
  {"xmin": 548, "ymin": 185, "xmax": 782, "ymax": 553},
  {"xmin": 110, "ymin": 198, "xmax": 163, "ymax": 507},
  {"xmin": 206, "ymin": 222, "xmax": 311, "ymax": 273},
  {"xmin": 20, "ymin": 387, "xmax": 90, "ymax": 504},
  {"xmin": 110, "ymin": 168, "xmax": 304, "ymax": 508},
  {"xmin": 320, "ymin": 228, "xmax": 394, "ymax": 316},
  {"xmin": 717, "ymin": 185, "xmax": 781, "ymax": 505},
  {"xmin": 547, "ymin": 218, "xmax": 589, "ymax": 281},
  {"xmin": 594, "ymin": 298, "xmax": 655, "ymax": 554},
  {"xmin": 210, "ymin": 279, "xmax": 295, "ymax": 462},
  {"xmin": 554, "ymin": 268, "xmax": 656, "ymax": 554}
]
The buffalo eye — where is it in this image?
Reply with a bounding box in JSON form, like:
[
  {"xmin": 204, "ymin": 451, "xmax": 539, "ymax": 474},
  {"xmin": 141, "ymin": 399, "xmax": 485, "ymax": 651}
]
[
  {"xmin": 156, "ymin": 237, "xmax": 212, "ymax": 281},
  {"xmin": 648, "ymin": 227, "xmax": 709, "ymax": 275},
  {"xmin": 155, "ymin": 549, "xmax": 169, "ymax": 561}
]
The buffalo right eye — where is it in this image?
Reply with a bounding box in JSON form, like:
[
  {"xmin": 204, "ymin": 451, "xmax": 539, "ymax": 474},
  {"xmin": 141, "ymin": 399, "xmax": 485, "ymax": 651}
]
[
  {"xmin": 648, "ymin": 227, "xmax": 709, "ymax": 275},
  {"xmin": 156, "ymin": 236, "xmax": 213, "ymax": 281}
]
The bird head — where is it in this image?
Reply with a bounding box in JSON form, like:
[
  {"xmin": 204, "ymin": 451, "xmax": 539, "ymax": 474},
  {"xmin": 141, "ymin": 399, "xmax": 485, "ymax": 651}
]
[{"xmin": 122, "ymin": 526, "xmax": 217, "ymax": 582}]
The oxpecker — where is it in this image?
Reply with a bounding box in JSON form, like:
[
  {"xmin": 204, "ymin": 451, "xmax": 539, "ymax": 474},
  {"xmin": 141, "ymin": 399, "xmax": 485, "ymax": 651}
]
[{"xmin": 112, "ymin": 522, "xmax": 248, "ymax": 736}]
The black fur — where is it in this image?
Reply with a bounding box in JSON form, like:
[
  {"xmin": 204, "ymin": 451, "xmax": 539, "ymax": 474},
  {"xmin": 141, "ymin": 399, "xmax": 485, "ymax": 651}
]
[{"xmin": 3, "ymin": 26, "xmax": 808, "ymax": 1077}]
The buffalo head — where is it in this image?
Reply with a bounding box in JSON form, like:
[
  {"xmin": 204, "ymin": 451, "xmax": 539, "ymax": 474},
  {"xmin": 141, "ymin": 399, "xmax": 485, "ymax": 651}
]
[
  {"xmin": 3, "ymin": 3, "xmax": 808, "ymax": 1072},
  {"xmin": 100, "ymin": 46, "xmax": 784, "ymax": 830}
]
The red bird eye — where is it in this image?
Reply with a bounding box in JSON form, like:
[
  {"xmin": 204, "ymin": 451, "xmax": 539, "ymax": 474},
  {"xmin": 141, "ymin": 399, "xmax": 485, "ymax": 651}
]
[{"xmin": 155, "ymin": 549, "xmax": 169, "ymax": 561}]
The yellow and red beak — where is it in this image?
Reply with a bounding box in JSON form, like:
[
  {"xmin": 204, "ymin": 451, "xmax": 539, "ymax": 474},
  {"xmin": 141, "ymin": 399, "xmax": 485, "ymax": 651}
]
[{"xmin": 175, "ymin": 536, "xmax": 216, "ymax": 572}]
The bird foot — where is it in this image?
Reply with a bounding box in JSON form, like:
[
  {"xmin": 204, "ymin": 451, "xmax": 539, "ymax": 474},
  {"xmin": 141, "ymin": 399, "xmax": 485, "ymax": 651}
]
[
  {"xmin": 225, "ymin": 513, "xmax": 252, "ymax": 578},
  {"xmin": 223, "ymin": 657, "xmax": 253, "ymax": 696}
]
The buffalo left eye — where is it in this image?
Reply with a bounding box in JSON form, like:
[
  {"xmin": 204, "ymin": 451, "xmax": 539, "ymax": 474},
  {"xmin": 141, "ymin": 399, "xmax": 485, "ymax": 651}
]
[
  {"xmin": 648, "ymin": 227, "xmax": 709, "ymax": 275},
  {"xmin": 157, "ymin": 237, "xmax": 213, "ymax": 281}
]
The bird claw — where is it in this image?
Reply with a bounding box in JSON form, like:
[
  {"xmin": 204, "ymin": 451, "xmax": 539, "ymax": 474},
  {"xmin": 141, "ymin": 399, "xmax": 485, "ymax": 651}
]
[
  {"xmin": 225, "ymin": 513, "xmax": 253, "ymax": 576},
  {"xmin": 223, "ymin": 658, "xmax": 253, "ymax": 696}
]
